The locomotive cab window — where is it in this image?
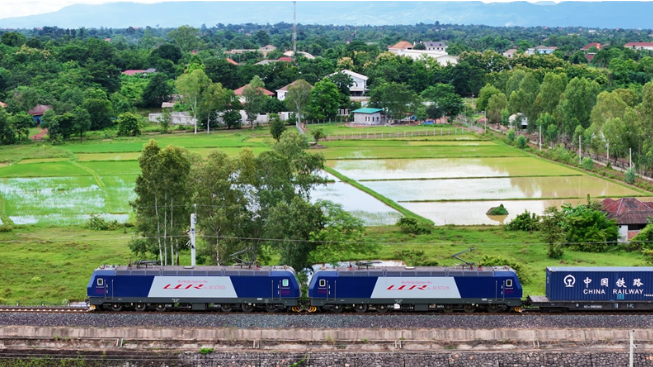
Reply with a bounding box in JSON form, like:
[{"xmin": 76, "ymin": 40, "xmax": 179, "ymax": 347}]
[
  {"xmin": 282, "ymin": 279, "xmax": 289, "ymax": 287},
  {"xmin": 96, "ymin": 278, "xmax": 104, "ymax": 286},
  {"xmin": 506, "ymin": 280, "xmax": 513, "ymax": 287},
  {"xmin": 319, "ymin": 279, "xmax": 326, "ymax": 287}
]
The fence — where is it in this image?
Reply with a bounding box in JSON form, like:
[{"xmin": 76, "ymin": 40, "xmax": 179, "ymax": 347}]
[{"xmin": 323, "ymin": 126, "xmax": 471, "ymax": 141}]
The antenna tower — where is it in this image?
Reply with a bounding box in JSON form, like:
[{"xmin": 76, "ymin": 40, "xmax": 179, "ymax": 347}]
[{"xmin": 293, "ymin": 1, "xmax": 297, "ymax": 54}]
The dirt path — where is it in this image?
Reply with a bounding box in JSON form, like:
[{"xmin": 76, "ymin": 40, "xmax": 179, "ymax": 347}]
[{"xmin": 30, "ymin": 128, "xmax": 48, "ymax": 140}]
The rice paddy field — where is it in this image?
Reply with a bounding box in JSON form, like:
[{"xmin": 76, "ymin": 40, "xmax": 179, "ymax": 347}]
[
  {"xmin": 0, "ymin": 125, "xmax": 649, "ymax": 227},
  {"xmin": 0, "ymin": 124, "xmax": 651, "ymax": 303}
]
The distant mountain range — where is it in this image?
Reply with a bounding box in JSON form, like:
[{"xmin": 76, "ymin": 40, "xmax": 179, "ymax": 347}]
[{"xmin": 1, "ymin": 1, "xmax": 652, "ymax": 29}]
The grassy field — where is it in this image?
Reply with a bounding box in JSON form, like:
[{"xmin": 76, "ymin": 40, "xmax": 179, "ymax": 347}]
[
  {"xmin": 0, "ymin": 224, "xmax": 646, "ymax": 303},
  {"xmin": 304, "ymin": 122, "xmax": 457, "ymax": 136}
]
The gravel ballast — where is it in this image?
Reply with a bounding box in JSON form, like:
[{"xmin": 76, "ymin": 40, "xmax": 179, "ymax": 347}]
[{"xmin": 0, "ymin": 312, "xmax": 651, "ymax": 329}]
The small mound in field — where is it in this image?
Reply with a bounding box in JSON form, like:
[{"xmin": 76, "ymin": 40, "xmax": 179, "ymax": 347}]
[{"xmin": 487, "ymin": 204, "xmax": 509, "ymax": 215}]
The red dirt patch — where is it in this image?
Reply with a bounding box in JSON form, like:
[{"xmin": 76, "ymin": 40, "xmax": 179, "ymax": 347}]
[{"xmin": 30, "ymin": 128, "xmax": 48, "ymax": 141}]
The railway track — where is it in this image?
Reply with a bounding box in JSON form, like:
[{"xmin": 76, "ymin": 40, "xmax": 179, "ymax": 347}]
[
  {"xmin": 2, "ymin": 306, "xmax": 653, "ymax": 316},
  {"xmin": 0, "ymin": 306, "xmax": 90, "ymax": 313}
]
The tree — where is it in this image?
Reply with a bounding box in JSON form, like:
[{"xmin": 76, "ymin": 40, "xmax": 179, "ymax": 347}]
[
  {"xmin": 560, "ymin": 77, "xmax": 600, "ymax": 138},
  {"xmin": 285, "ymin": 79, "xmax": 312, "ymax": 123},
  {"xmin": 142, "ymin": 73, "xmax": 173, "ymax": 108},
  {"xmin": 176, "ymin": 69, "xmax": 211, "ymax": 134},
  {"xmin": 157, "ymin": 108, "xmax": 172, "ymax": 134},
  {"xmin": 83, "ymin": 90, "xmax": 114, "ymax": 130},
  {"xmin": 308, "ymin": 78, "xmax": 340, "ymax": 121},
  {"xmin": 561, "ymin": 201, "xmax": 619, "ymax": 253},
  {"xmin": 540, "ymin": 206, "xmax": 566, "ymax": 259},
  {"xmin": 167, "ymin": 25, "xmax": 200, "ymax": 52},
  {"xmin": 269, "ymin": 113, "xmax": 286, "ymax": 141},
  {"xmin": 243, "ymin": 75, "xmax": 269, "ymax": 129},
  {"xmin": 534, "ymin": 72, "xmax": 565, "ymax": 118},
  {"xmin": 199, "ymin": 82, "xmax": 228, "ymax": 134},
  {"xmin": 371, "ymin": 82, "xmax": 419, "ymax": 121},
  {"xmin": 9, "ymin": 112, "xmax": 33, "ymax": 141},
  {"xmin": 476, "ymin": 84, "xmax": 501, "ymax": 112},
  {"xmin": 151, "ymin": 44, "xmax": 183, "ymax": 63},
  {"xmin": 72, "ymin": 107, "xmax": 91, "ymax": 142},
  {"xmin": 327, "ymin": 72, "xmax": 353, "ymax": 108},
  {"xmin": 1, "ymin": 32, "xmax": 26, "ymax": 47},
  {"xmin": 223, "ymin": 110, "xmax": 242, "ymax": 130},
  {"xmin": 312, "ymin": 128, "xmax": 326, "ymax": 144},
  {"xmin": 420, "ymin": 84, "xmax": 464, "ymax": 120},
  {"xmin": 130, "ymin": 140, "xmax": 191, "ymax": 265},
  {"xmin": 487, "ymin": 93, "xmax": 507, "ymax": 124},
  {"xmin": 46, "ymin": 113, "xmax": 75, "ymax": 141},
  {"xmin": 0, "ymin": 108, "xmax": 17, "ymax": 145},
  {"xmin": 307, "ymin": 201, "xmax": 375, "ymax": 266},
  {"xmin": 590, "ymin": 91, "xmax": 628, "ymax": 128},
  {"xmin": 116, "ymin": 113, "xmax": 142, "ymax": 136}
]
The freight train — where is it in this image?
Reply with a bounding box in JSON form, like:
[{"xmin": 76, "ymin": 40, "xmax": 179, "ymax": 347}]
[{"xmin": 87, "ymin": 262, "xmax": 653, "ymax": 313}]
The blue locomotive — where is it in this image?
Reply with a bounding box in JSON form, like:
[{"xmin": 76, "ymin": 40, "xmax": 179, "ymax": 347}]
[
  {"xmin": 87, "ymin": 263, "xmax": 300, "ymax": 312},
  {"xmin": 308, "ymin": 265, "xmax": 522, "ymax": 313}
]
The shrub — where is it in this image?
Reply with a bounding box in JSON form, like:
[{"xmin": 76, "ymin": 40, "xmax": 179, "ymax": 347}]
[
  {"xmin": 505, "ymin": 210, "xmax": 540, "ymax": 231},
  {"xmin": 199, "ymin": 348, "xmax": 214, "ymax": 355},
  {"xmin": 30, "ymin": 276, "xmax": 42, "ymax": 283},
  {"xmin": 517, "ymin": 135, "xmax": 527, "ymax": 149},
  {"xmin": 507, "ymin": 129, "xmax": 515, "ymax": 143},
  {"xmin": 396, "ymin": 217, "xmax": 433, "ymax": 235},
  {"xmin": 0, "ymin": 225, "xmax": 13, "ymax": 232},
  {"xmin": 86, "ymin": 214, "xmax": 120, "ymax": 231},
  {"xmin": 625, "ymin": 168, "xmax": 637, "ymax": 184},
  {"xmin": 394, "ymin": 249, "xmax": 439, "ymax": 266},
  {"xmin": 581, "ymin": 157, "xmax": 594, "ymax": 170},
  {"xmin": 629, "ymin": 223, "xmax": 653, "ymax": 251},
  {"xmin": 479, "ymin": 255, "xmax": 530, "ymax": 285},
  {"xmin": 117, "ymin": 113, "xmax": 142, "ymax": 137},
  {"xmin": 548, "ymin": 244, "xmax": 564, "ymax": 259},
  {"xmin": 487, "ymin": 204, "xmax": 508, "ymax": 215}
]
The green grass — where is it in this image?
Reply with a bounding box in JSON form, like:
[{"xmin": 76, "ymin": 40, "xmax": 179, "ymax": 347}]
[
  {"xmin": 0, "ymin": 161, "xmax": 90, "ymax": 178},
  {"xmin": 0, "ymin": 224, "xmax": 646, "ymax": 303},
  {"xmin": 320, "ymin": 144, "xmax": 528, "ymax": 160},
  {"xmin": 364, "ymin": 226, "xmax": 647, "ymax": 296},
  {"xmin": 304, "ymin": 123, "xmax": 458, "ymax": 136},
  {"xmin": 77, "ymin": 161, "xmax": 141, "ymax": 176},
  {"xmin": 0, "ymin": 144, "xmax": 71, "ymax": 164}
]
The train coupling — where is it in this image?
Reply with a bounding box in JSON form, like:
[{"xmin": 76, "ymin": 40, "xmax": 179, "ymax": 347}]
[
  {"xmin": 513, "ymin": 306, "xmax": 523, "ymax": 313},
  {"xmin": 292, "ymin": 304, "xmax": 318, "ymax": 313}
]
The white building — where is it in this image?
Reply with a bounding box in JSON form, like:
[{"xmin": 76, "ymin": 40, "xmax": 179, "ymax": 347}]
[
  {"xmin": 352, "ymin": 108, "xmax": 385, "ymax": 125},
  {"xmin": 624, "ymin": 42, "xmax": 653, "ymax": 51},
  {"xmin": 393, "ymin": 50, "xmax": 458, "ymax": 66},
  {"xmin": 330, "ymin": 69, "xmax": 368, "ymax": 96},
  {"xmin": 276, "ymin": 80, "xmax": 312, "ymax": 101},
  {"xmin": 149, "ymin": 112, "xmax": 197, "ymax": 125}
]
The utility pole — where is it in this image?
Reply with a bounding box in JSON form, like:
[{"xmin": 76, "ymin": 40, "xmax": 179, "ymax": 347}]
[
  {"xmin": 190, "ymin": 204, "xmax": 197, "ymax": 267},
  {"xmin": 607, "ymin": 140, "xmax": 609, "ymax": 162},
  {"xmin": 483, "ymin": 111, "xmax": 487, "ymax": 133},
  {"xmin": 630, "ymin": 330, "xmax": 634, "ymax": 367},
  {"xmin": 539, "ymin": 124, "xmax": 542, "ymax": 151},
  {"xmin": 630, "ymin": 148, "xmax": 632, "ymax": 169},
  {"xmin": 292, "ymin": 1, "xmax": 297, "ymax": 54}
]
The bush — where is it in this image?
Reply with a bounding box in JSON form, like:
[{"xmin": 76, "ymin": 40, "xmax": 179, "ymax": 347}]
[
  {"xmin": 507, "ymin": 129, "xmax": 515, "ymax": 143},
  {"xmin": 86, "ymin": 214, "xmax": 120, "ymax": 231},
  {"xmin": 505, "ymin": 210, "xmax": 540, "ymax": 231},
  {"xmin": 581, "ymin": 157, "xmax": 594, "ymax": 170},
  {"xmin": 517, "ymin": 135, "xmax": 527, "ymax": 149},
  {"xmin": 394, "ymin": 249, "xmax": 439, "ymax": 266},
  {"xmin": 625, "ymin": 168, "xmax": 637, "ymax": 184},
  {"xmin": 30, "ymin": 276, "xmax": 42, "ymax": 283},
  {"xmin": 117, "ymin": 113, "xmax": 142, "ymax": 137},
  {"xmin": 548, "ymin": 244, "xmax": 564, "ymax": 259},
  {"xmin": 479, "ymin": 255, "xmax": 531, "ymax": 285},
  {"xmin": 396, "ymin": 217, "xmax": 433, "ymax": 235},
  {"xmin": 0, "ymin": 225, "xmax": 13, "ymax": 232},
  {"xmin": 199, "ymin": 348, "xmax": 214, "ymax": 355},
  {"xmin": 487, "ymin": 204, "xmax": 508, "ymax": 215},
  {"xmin": 629, "ymin": 223, "xmax": 653, "ymax": 251}
]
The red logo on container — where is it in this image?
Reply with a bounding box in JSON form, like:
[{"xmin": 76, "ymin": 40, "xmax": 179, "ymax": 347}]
[
  {"xmin": 386, "ymin": 285, "xmax": 428, "ymax": 291},
  {"xmin": 163, "ymin": 284, "xmax": 204, "ymax": 290}
]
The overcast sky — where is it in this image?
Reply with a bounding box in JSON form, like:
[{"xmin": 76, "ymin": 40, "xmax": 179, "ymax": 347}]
[{"xmin": 0, "ymin": 0, "xmax": 621, "ymax": 20}]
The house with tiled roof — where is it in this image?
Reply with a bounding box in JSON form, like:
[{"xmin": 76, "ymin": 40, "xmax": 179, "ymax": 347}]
[
  {"xmin": 225, "ymin": 58, "xmax": 238, "ymax": 65},
  {"xmin": 581, "ymin": 42, "xmax": 602, "ymax": 51},
  {"xmin": 28, "ymin": 104, "xmax": 52, "ymax": 125},
  {"xmin": 388, "ymin": 41, "xmax": 413, "ymax": 54},
  {"xmin": 233, "ymin": 84, "xmax": 275, "ymax": 104},
  {"xmin": 503, "ymin": 49, "xmax": 518, "ymax": 58},
  {"xmin": 258, "ymin": 45, "xmax": 277, "ymax": 56},
  {"xmin": 122, "ymin": 68, "xmax": 156, "ymax": 76},
  {"xmin": 624, "ymin": 42, "xmax": 653, "ymax": 51},
  {"xmin": 602, "ymin": 197, "xmax": 653, "ymax": 242}
]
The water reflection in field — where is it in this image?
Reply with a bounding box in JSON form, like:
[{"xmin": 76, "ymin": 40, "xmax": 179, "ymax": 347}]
[
  {"xmin": 310, "ymin": 173, "xmax": 401, "ymax": 226},
  {"xmin": 328, "ymin": 157, "xmax": 580, "ymax": 181},
  {"xmin": 366, "ymin": 176, "xmax": 642, "ymax": 202}
]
